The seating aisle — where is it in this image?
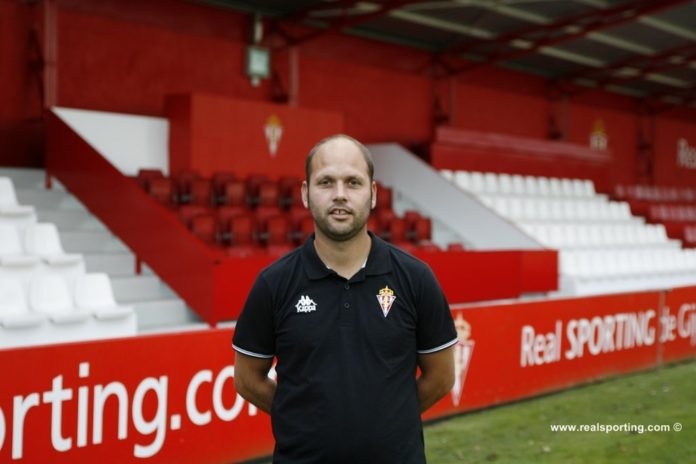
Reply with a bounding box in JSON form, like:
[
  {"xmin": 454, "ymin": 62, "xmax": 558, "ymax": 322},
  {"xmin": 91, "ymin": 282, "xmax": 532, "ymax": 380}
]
[{"xmin": 0, "ymin": 168, "xmax": 203, "ymax": 349}]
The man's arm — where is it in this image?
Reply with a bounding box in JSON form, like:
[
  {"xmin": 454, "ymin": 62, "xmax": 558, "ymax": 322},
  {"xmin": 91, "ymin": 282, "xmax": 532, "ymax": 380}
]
[
  {"xmin": 234, "ymin": 351, "xmax": 277, "ymax": 414},
  {"xmin": 417, "ymin": 345, "xmax": 455, "ymax": 413}
]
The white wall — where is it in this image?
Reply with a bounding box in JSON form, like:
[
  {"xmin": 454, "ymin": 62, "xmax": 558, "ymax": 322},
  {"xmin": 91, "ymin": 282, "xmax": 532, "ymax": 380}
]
[{"xmin": 53, "ymin": 107, "xmax": 169, "ymax": 176}]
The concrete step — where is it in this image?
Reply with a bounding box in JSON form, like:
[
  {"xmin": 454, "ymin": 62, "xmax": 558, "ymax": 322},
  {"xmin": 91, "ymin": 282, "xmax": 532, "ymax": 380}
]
[
  {"xmin": 84, "ymin": 252, "xmax": 136, "ymax": 276},
  {"xmin": 111, "ymin": 274, "xmax": 177, "ymax": 302},
  {"xmin": 0, "ymin": 168, "xmax": 62, "ymax": 190},
  {"xmin": 61, "ymin": 230, "xmax": 129, "ymax": 253},
  {"xmin": 16, "ymin": 189, "xmax": 86, "ymax": 211},
  {"xmin": 133, "ymin": 298, "xmax": 201, "ymax": 330},
  {"xmin": 36, "ymin": 210, "xmax": 108, "ymax": 232}
]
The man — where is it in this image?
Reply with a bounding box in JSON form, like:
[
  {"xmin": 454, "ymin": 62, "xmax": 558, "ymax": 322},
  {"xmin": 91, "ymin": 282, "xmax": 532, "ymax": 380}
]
[{"xmin": 233, "ymin": 134, "xmax": 457, "ymax": 463}]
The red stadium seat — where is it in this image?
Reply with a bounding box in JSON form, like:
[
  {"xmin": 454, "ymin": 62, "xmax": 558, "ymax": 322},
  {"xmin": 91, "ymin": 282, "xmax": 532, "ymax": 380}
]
[
  {"xmin": 387, "ymin": 217, "xmax": 408, "ymax": 243},
  {"xmin": 136, "ymin": 169, "xmax": 164, "ymax": 191},
  {"xmin": 367, "ymin": 215, "xmax": 379, "ymax": 234},
  {"xmin": 229, "ymin": 214, "xmax": 255, "ymax": 246},
  {"xmin": 278, "ymin": 176, "xmax": 301, "ymax": 208},
  {"xmin": 220, "ymin": 179, "xmax": 247, "ymax": 207},
  {"xmin": 258, "ymin": 181, "xmax": 280, "ymax": 208},
  {"xmin": 211, "ymin": 171, "xmax": 237, "ymax": 204},
  {"xmin": 266, "ymin": 215, "xmax": 291, "ymax": 245},
  {"xmin": 447, "ymin": 243, "xmax": 465, "ymax": 252},
  {"xmin": 148, "ymin": 178, "xmax": 174, "ymax": 207},
  {"xmin": 413, "ymin": 218, "xmax": 432, "ymax": 242},
  {"xmin": 190, "ymin": 213, "xmax": 217, "ymax": 245},
  {"xmin": 216, "ymin": 206, "xmax": 248, "ymax": 244},
  {"xmin": 190, "ymin": 179, "xmax": 213, "ymax": 206},
  {"xmin": 173, "ymin": 169, "xmax": 200, "ymax": 204},
  {"xmin": 285, "ymin": 183, "xmax": 304, "ymax": 209},
  {"xmin": 376, "ymin": 209, "xmax": 397, "ymax": 232},
  {"xmin": 178, "ymin": 205, "xmax": 213, "ymax": 227},
  {"xmin": 376, "ymin": 184, "xmax": 392, "ymax": 210},
  {"xmin": 297, "ymin": 215, "xmax": 314, "ymax": 243},
  {"xmin": 288, "ymin": 206, "xmax": 311, "ymax": 230},
  {"xmin": 246, "ymin": 174, "xmax": 271, "ymax": 206}
]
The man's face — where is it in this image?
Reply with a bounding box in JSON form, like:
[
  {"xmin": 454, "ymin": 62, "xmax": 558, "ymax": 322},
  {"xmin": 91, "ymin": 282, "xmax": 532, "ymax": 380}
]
[{"xmin": 302, "ymin": 139, "xmax": 376, "ymax": 242}]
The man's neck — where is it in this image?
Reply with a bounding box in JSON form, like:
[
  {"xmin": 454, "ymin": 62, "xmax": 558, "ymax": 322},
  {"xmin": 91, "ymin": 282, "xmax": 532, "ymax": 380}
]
[{"xmin": 313, "ymin": 230, "xmax": 372, "ymax": 280}]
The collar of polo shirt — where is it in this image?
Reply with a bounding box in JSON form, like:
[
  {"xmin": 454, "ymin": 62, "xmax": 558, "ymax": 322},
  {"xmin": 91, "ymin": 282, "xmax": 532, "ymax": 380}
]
[{"xmin": 302, "ymin": 231, "xmax": 392, "ymax": 280}]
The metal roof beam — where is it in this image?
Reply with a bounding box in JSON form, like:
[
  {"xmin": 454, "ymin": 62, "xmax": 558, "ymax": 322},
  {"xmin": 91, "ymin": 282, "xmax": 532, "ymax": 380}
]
[
  {"xmin": 562, "ymin": 42, "xmax": 696, "ymax": 81},
  {"xmin": 440, "ymin": 0, "xmax": 649, "ymax": 57},
  {"xmin": 446, "ymin": 0, "xmax": 690, "ymax": 75},
  {"xmin": 271, "ymin": 0, "xmax": 428, "ymax": 49}
]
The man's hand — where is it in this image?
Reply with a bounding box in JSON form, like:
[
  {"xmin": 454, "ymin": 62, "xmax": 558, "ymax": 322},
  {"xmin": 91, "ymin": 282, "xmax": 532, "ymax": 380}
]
[
  {"xmin": 417, "ymin": 345, "xmax": 455, "ymax": 413},
  {"xmin": 234, "ymin": 351, "xmax": 276, "ymax": 414}
]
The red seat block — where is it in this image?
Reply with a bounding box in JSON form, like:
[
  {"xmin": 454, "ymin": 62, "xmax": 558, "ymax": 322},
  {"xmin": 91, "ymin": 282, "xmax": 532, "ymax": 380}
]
[
  {"xmin": 137, "ymin": 169, "xmax": 164, "ymax": 191},
  {"xmin": 387, "ymin": 217, "xmax": 408, "ymax": 243},
  {"xmin": 221, "ymin": 180, "xmax": 248, "ymax": 207},
  {"xmin": 376, "ymin": 185, "xmax": 393, "ymax": 210},
  {"xmin": 266, "ymin": 215, "xmax": 290, "ymax": 245},
  {"xmin": 258, "ymin": 181, "xmax": 280, "ymax": 208},
  {"xmin": 148, "ymin": 178, "xmax": 174, "ymax": 207},
  {"xmin": 190, "ymin": 214, "xmax": 217, "ymax": 245},
  {"xmin": 212, "ymin": 171, "xmax": 237, "ymax": 203},
  {"xmin": 190, "ymin": 179, "xmax": 213, "ymax": 206},
  {"xmin": 173, "ymin": 169, "xmax": 200, "ymax": 204}
]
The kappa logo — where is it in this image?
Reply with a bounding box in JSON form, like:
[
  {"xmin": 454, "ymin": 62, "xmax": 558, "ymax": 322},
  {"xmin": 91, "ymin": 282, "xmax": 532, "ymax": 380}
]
[
  {"xmin": 295, "ymin": 295, "xmax": 317, "ymax": 313},
  {"xmin": 451, "ymin": 312, "xmax": 475, "ymax": 407},
  {"xmin": 376, "ymin": 286, "xmax": 397, "ymax": 317}
]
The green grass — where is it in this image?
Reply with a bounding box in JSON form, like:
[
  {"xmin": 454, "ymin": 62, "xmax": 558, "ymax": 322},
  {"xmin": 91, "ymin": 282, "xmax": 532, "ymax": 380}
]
[{"xmin": 425, "ymin": 358, "xmax": 696, "ymax": 464}]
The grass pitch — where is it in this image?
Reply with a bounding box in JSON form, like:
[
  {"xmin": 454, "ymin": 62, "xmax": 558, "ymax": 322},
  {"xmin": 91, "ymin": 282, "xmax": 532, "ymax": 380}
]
[{"xmin": 424, "ymin": 358, "xmax": 696, "ymax": 464}]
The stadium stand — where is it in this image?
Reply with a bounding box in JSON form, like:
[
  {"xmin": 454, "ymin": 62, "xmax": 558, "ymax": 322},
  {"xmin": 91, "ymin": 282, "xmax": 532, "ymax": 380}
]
[
  {"xmin": 136, "ymin": 168, "xmax": 442, "ymax": 254},
  {"xmin": 444, "ymin": 170, "xmax": 696, "ymax": 295}
]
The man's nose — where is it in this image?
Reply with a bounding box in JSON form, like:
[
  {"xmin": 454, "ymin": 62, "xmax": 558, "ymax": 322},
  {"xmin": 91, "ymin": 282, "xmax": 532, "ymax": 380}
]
[{"xmin": 333, "ymin": 181, "xmax": 347, "ymax": 200}]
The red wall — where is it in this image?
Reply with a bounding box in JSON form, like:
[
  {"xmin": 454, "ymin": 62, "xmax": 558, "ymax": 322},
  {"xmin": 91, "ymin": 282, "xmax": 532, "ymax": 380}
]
[
  {"xmin": 1, "ymin": 0, "xmax": 695, "ymax": 188},
  {"xmin": 654, "ymin": 116, "xmax": 696, "ymax": 187},
  {"xmin": 0, "ymin": 0, "xmax": 44, "ymax": 167}
]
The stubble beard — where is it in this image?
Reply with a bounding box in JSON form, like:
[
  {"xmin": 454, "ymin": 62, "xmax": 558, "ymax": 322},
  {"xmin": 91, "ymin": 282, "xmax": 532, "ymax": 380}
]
[{"xmin": 307, "ymin": 192, "xmax": 372, "ymax": 243}]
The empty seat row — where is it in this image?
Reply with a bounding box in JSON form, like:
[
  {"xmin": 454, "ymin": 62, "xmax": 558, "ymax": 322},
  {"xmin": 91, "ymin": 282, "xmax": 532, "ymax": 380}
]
[
  {"xmin": 615, "ymin": 184, "xmax": 696, "ymax": 203},
  {"xmin": 0, "ymin": 176, "xmax": 37, "ymax": 227},
  {"xmin": 481, "ymin": 196, "xmax": 632, "ymax": 223},
  {"xmin": 0, "ymin": 223, "xmax": 85, "ymax": 280},
  {"xmin": 441, "ymin": 170, "xmax": 596, "ymax": 198},
  {"xmin": 180, "ymin": 204, "xmax": 434, "ymax": 252},
  {"xmin": 0, "ymin": 273, "xmax": 136, "ymax": 349},
  {"xmin": 138, "ymin": 169, "xmax": 394, "ymax": 211},
  {"xmin": 647, "ymin": 204, "xmax": 696, "ymax": 223},
  {"xmin": 559, "ymin": 248, "xmax": 696, "ymax": 288},
  {"xmin": 522, "ymin": 223, "xmax": 673, "ymax": 250}
]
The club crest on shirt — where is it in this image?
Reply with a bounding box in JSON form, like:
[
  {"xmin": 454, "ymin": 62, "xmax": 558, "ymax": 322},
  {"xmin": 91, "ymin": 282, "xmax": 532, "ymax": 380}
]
[
  {"xmin": 376, "ymin": 286, "xmax": 396, "ymax": 317},
  {"xmin": 295, "ymin": 295, "xmax": 317, "ymax": 313}
]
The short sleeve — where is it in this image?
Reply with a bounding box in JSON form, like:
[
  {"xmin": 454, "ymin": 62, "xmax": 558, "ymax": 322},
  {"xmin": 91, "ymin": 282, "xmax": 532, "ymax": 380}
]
[
  {"xmin": 415, "ymin": 265, "xmax": 457, "ymax": 354},
  {"xmin": 232, "ymin": 274, "xmax": 275, "ymax": 358}
]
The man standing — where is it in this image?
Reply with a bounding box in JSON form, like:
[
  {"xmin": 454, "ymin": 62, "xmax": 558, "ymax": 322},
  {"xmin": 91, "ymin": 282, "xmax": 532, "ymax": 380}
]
[{"xmin": 233, "ymin": 135, "xmax": 457, "ymax": 463}]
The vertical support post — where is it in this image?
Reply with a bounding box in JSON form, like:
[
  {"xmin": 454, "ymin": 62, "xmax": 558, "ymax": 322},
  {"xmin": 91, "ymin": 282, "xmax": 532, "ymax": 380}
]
[{"xmin": 43, "ymin": 0, "xmax": 58, "ymax": 109}]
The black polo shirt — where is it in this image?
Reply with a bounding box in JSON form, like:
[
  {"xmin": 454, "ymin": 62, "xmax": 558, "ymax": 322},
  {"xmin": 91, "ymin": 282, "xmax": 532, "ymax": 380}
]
[{"xmin": 233, "ymin": 232, "xmax": 457, "ymax": 463}]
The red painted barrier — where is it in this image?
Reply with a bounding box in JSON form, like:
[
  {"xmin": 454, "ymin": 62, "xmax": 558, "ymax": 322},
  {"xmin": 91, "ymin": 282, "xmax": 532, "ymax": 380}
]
[
  {"xmin": 431, "ymin": 126, "xmax": 612, "ymax": 192},
  {"xmin": 2, "ymin": 289, "xmax": 695, "ymax": 462}
]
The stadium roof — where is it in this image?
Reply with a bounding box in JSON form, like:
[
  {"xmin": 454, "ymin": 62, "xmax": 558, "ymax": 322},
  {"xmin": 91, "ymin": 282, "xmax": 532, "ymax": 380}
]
[{"xmin": 196, "ymin": 0, "xmax": 696, "ymax": 110}]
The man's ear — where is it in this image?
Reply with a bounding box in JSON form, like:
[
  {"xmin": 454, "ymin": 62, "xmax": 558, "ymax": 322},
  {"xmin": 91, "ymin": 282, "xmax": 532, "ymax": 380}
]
[
  {"xmin": 301, "ymin": 181, "xmax": 309, "ymax": 209},
  {"xmin": 371, "ymin": 181, "xmax": 377, "ymax": 210}
]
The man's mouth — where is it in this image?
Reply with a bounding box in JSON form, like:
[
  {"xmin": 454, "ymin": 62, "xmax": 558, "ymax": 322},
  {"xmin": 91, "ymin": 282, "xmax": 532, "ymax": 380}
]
[{"xmin": 329, "ymin": 207, "xmax": 352, "ymax": 218}]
